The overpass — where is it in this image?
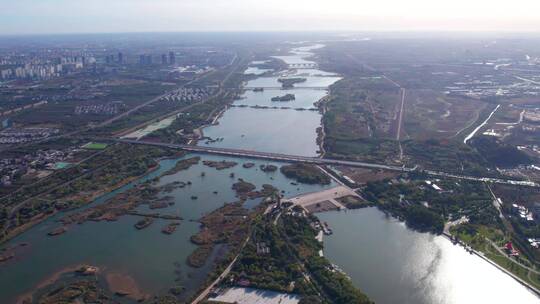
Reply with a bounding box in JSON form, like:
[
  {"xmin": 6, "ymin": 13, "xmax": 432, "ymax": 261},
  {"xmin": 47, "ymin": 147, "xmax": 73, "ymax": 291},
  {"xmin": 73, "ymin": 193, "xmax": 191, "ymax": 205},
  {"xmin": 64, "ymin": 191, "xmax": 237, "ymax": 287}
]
[
  {"xmin": 115, "ymin": 139, "xmax": 538, "ymax": 187},
  {"xmin": 287, "ymin": 63, "xmax": 319, "ymax": 68},
  {"xmin": 244, "ymin": 86, "xmax": 329, "ymax": 90},
  {"xmin": 117, "ymin": 139, "xmax": 409, "ymax": 171}
]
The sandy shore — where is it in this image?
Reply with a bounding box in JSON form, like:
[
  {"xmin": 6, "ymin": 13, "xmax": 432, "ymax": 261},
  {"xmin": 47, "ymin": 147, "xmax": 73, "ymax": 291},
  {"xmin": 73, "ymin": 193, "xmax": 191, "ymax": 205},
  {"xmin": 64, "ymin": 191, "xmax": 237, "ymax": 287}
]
[
  {"xmin": 106, "ymin": 272, "xmax": 148, "ymax": 300},
  {"xmin": 15, "ymin": 264, "xmax": 86, "ymax": 304},
  {"xmin": 1, "ymin": 162, "xmax": 161, "ymax": 245}
]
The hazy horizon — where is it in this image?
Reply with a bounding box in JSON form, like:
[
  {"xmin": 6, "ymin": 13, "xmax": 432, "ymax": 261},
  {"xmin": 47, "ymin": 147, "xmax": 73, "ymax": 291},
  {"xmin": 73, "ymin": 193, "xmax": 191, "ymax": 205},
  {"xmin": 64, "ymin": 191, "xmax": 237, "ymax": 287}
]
[{"xmin": 3, "ymin": 0, "xmax": 540, "ymax": 35}]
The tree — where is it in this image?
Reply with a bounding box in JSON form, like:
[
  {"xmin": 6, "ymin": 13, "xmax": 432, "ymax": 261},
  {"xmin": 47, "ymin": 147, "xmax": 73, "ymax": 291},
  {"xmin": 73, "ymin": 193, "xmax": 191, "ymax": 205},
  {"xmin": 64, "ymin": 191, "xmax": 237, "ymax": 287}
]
[{"xmin": 299, "ymin": 295, "xmax": 323, "ymax": 304}]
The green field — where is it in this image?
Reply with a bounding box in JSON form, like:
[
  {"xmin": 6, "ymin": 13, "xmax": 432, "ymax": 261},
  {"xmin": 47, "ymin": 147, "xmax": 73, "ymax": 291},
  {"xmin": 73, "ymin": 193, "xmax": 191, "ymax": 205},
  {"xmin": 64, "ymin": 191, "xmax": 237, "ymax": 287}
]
[{"xmin": 82, "ymin": 142, "xmax": 108, "ymax": 150}]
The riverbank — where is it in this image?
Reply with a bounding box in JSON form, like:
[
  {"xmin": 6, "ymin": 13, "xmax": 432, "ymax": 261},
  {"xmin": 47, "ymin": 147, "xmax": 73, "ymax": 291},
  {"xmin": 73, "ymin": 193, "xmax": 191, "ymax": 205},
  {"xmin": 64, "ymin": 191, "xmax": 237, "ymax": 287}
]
[
  {"xmin": 190, "ymin": 105, "xmax": 229, "ymax": 145},
  {"xmin": 319, "ymin": 207, "xmax": 540, "ymax": 303},
  {"xmin": 0, "ymin": 156, "xmax": 164, "ymax": 245},
  {"xmin": 308, "ymin": 163, "xmax": 540, "ymax": 301},
  {"xmin": 198, "ymin": 46, "xmax": 339, "ymax": 157},
  {"xmin": 220, "ymin": 204, "xmax": 372, "ymax": 303},
  {"xmin": 441, "ymin": 232, "xmax": 540, "ymax": 297},
  {"xmin": 106, "ymin": 272, "xmax": 149, "ymax": 300},
  {"xmin": 15, "ymin": 264, "xmax": 87, "ymax": 304}
]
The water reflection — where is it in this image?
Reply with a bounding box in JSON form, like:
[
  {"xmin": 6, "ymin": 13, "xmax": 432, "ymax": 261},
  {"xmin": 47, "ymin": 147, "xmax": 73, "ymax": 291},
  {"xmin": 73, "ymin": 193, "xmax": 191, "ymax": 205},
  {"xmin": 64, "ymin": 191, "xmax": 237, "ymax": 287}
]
[
  {"xmin": 318, "ymin": 208, "xmax": 539, "ymax": 304},
  {"xmin": 235, "ymin": 89, "xmax": 326, "ymax": 109},
  {"xmin": 201, "ymin": 107, "xmax": 322, "ymax": 156},
  {"xmin": 201, "ymin": 44, "xmax": 341, "ymax": 157}
]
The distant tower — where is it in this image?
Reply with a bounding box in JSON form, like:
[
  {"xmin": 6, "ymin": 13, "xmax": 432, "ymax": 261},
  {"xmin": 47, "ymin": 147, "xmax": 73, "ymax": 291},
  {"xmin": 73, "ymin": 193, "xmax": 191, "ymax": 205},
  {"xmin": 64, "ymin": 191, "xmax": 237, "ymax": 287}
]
[
  {"xmin": 105, "ymin": 55, "xmax": 111, "ymax": 64},
  {"xmin": 118, "ymin": 52, "xmax": 123, "ymax": 64},
  {"xmin": 169, "ymin": 51, "xmax": 176, "ymax": 65},
  {"xmin": 139, "ymin": 55, "xmax": 146, "ymax": 65},
  {"xmin": 161, "ymin": 54, "xmax": 168, "ymax": 65},
  {"xmin": 146, "ymin": 55, "xmax": 152, "ymax": 65}
]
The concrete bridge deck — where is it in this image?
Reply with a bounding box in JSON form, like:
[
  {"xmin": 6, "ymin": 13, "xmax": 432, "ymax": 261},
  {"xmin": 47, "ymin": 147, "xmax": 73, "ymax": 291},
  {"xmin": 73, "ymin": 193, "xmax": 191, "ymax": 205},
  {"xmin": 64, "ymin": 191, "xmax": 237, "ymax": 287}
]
[
  {"xmin": 114, "ymin": 139, "xmax": 539, "ymax": 187},
  {"xmin": 284, "ymin": 185, "xmax": 355, "ymax": 213},
  {"xmin": 116, "ymin": 139, "xmax": 409, "ymax": 172},
  {"xmin": 243, "ymin": 86, "xmax": 329, "ymax": 90}
]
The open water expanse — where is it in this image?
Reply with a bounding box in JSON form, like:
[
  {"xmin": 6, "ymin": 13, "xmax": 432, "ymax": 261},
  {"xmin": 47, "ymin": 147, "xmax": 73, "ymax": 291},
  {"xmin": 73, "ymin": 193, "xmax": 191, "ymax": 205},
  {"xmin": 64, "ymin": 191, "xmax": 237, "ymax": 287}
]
[
  {"xmin": 2, "ymin": 43, "xmax": 538, "ymax": 304},
  {"xmin": 0, "ymin": 154, "xmax": 335, "ymax": 303},
  {"xmin": 199, "ymin": 44, "xmax": 341, "ymax": 157},
  {"xmin": 319, "ymin": 208, "xmax": 539, "ymax": 304}
]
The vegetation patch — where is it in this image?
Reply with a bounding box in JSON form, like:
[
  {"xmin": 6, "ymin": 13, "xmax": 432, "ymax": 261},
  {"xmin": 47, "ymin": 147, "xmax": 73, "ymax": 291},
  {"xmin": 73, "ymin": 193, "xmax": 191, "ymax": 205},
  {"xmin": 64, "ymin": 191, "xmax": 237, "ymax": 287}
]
[
  {"xmin": 363, "ymin": 176, "xmax": 497, "ymax": 234},
  {"xmin": 403, "ymin": 139, "xmax": 494, "ymax": 176},
  {"xmin": 232, "ymin": 179, "xmax": 257, "ymax": 196},
  {"xmin": 188, "ymin": 202, "xmax": 250, "ymax": 268},
  {"xmin": 280, "ymin": 164, "xmax": 331, "ymax": 185},
  {"xmin": 162, "ymin": 156, "xmax": 200, "ymax": 177},
  {"xmin": 337, "ymin": 195, "xmax": 371, "ymax": 209},
  {"xmin": 227, "ymin": 212, "xmax": 372, "ymax": 303},
  {"xmin": 260, "ymin": 164, "xmax": 278, "ymax": 172},
  {"xmin": 0, "ymin": 144, "xmax": 172, "ymax": 243},
  {"xmin": 202, "ymin": 160, "xmax": 238, "ymax": 170},
  {"xmin": 82, "ymin": 142, "xmax": 108, "ymax": 150},
  {"xmin": 471, "ymin": 136, "xmax": 532, "ymax": 168},
  {"xmin": 278, "ymin": 78, "xmax": 306, "ymax": 88}
]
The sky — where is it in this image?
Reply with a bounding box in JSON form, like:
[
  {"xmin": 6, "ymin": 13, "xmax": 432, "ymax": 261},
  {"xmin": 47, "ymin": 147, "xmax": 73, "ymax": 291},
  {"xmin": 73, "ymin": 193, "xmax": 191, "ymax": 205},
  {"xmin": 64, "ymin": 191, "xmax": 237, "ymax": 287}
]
[{"xmin": 2, "ymin": 0, "xmax": 540, "ymax": 35}]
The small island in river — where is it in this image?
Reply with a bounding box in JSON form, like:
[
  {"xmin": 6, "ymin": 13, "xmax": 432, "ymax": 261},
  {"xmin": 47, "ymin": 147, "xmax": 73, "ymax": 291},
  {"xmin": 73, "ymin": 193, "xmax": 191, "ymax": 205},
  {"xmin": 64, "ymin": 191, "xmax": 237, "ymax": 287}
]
[
  {"xmin": 271, "ymin": 94, "xmax": 296, "ymax": 102},
  {"xmin": 202, "ymin": 160, "xmax": 238, "ymax": 170},
  {"xmin": 280, "ymin": 163, "xmax": 331, "ymax": 185},
  {"xmin": 260, "ymin": 164, "xmax": 278, "ymax": 172},
  {"xmin": 161, "ymin": 222, "xmax": 180, "ymax": 235},
  {"xmin": 278, "ymin": 77, "xmax": 306, "ymax": 88},
  {"xmin": 134, "ymin": 217, "xmax": 153, "ymax": 230}
]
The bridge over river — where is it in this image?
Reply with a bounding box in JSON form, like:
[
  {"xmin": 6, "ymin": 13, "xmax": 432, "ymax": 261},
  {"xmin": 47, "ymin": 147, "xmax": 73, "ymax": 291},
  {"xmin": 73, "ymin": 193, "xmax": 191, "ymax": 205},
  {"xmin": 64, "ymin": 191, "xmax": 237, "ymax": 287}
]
[
  {"xmin": 115, "ymin": 139, "xmax": 538, "ymax": 187},
  {"xmin": 243, "ymin": 86, "xmax": 329, "ymax": 90}
]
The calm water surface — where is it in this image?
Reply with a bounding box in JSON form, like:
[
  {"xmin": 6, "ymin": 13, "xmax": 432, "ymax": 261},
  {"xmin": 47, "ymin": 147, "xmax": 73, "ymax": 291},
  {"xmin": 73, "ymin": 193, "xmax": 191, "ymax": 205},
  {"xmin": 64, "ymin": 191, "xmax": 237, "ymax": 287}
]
[
  {"xmin": 201, "ymin": 107, "xmax": 322, "ymax": 157},
  {"xmin": 201, "ymin": 44, "xmax": 340, "ymax": 157},
  {"xmin": 0, "ymin": 154, "xmax": 335, "ymax": 303},
  {"xmin": 245, "ymin": 75, "xmax": 342, "ymax": 89},
  {"xmin": 244, "ymin": 66, "xmax": 273, "ymax": 75},
  {"xmin": 318, "ymin": 208, "xmax": 540, "ymax": 304},
  {"xmin": 2, "ymin": 42, "xmax": 531, "ymax": 304},
  {"xmin": 235, "ymin": 89, "xmax": 326, "ymax": 109}
]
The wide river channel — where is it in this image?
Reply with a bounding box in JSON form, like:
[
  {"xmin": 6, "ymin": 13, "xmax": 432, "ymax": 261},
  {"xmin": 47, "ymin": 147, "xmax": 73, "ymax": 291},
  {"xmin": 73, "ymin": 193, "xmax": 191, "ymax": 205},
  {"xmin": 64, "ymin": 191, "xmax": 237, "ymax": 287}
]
[
  {"xmin": 203, "ymin": 43, "xmax": 539, "ymax": 303},
  {"xmin": 0, "ymin": 43, "xmax": 538, "ymax": 304}
]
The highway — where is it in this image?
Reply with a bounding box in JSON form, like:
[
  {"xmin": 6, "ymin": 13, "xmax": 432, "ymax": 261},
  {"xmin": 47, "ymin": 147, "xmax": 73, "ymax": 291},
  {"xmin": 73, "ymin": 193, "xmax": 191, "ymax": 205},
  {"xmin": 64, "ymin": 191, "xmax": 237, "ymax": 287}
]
[
  {"xmin": 243, "ymin": 86, "xmax": 329, "ymax": 90},
  {"xmin": 191, "ymin": 236, "xmax": 250, "ymax": 304},
  {"xmin": 116, "ymin": 138, "xmax": 411, "ymax": 171},
  {"xmin": 396, "ymin": 88, "xmax": 406, "ymax": 141},
  {"xmin": 463, "ymin": 104, "xmax": 501, "ymax": 144},
  {"xmin": 114, "ymin": 139, "xmax": 539, "ymax": 187}
]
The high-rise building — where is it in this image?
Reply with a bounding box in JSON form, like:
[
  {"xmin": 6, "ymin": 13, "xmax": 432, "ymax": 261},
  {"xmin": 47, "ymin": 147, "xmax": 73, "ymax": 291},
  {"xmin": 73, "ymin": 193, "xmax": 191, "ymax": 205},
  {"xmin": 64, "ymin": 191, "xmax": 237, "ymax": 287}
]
[
  {"xmin": 161, "ymin": 54, "xmax": 168, "ymax": 65},
  {"xmin": 105, "ymin": 55, "xmax": 115, "ymax": 64},
  {"xmin": 118, "ymin": 52, "xmax": 123, "ymax": 64},
  {"xmin": 169, "ymin": 51, "xmax": 176, "ymax": 65},
  {"xmin": 139, "ymin": 54, "xmax": 153, "ymax": 65}
]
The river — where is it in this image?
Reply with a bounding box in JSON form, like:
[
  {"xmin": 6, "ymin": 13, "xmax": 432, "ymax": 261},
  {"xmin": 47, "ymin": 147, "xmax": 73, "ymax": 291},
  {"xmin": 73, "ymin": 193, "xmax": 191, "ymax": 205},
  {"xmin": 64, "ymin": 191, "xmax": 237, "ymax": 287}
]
[
  {"xmin": 319, "ymin": 208, "xmax": 539, "ymax": 304},
  {"xmin": 199, "ymin": 44, "xmax": 341, "ymax": 157},
  {"xmin": 0, "ymin": 43, "xmax": 344, "ymax": 303},
  {"xmin": 2, "ymin": 42, "xmax": 537, "ymax": 304},
  {"xmin": 0, "ymin": 154, "xmax": 336, "ymax": 303}
]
